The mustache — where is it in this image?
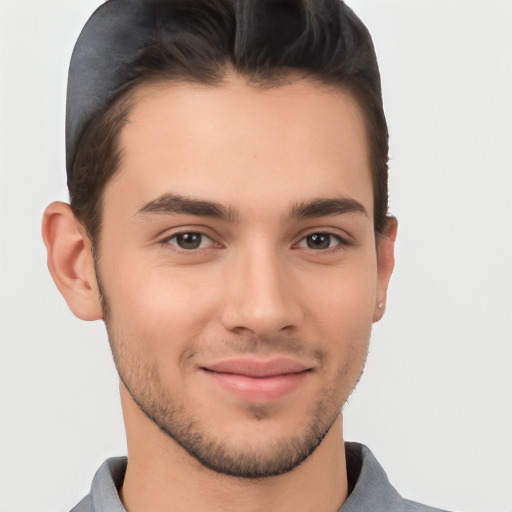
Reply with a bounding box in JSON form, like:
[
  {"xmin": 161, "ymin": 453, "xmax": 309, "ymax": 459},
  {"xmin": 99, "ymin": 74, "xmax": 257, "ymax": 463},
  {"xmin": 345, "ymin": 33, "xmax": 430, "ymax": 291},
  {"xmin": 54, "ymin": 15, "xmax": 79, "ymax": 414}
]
[{"xmin": 181, "ymin": 336, "xmax": 327, "ymax": 367}]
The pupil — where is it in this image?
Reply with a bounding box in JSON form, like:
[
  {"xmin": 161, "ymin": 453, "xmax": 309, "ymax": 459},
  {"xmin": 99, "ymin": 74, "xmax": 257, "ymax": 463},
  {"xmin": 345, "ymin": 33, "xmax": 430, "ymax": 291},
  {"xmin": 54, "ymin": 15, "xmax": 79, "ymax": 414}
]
[
  {"xmin": 307, "ymin": 234, "xmax": 330, "ymax": 249},
  {"xmin": 177, "ymin": 233, "xmax": 202, "ymax": 249}
]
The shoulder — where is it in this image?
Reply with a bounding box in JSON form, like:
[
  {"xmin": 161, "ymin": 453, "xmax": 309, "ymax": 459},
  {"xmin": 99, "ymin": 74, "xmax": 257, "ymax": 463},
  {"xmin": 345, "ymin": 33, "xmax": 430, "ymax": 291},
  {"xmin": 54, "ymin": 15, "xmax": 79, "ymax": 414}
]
[
  {"xmin": 343, "ymin": 442, "xmax": 453, "ymax": 512},
  {"xmin": 403, "ymin": 499, "xmax": 452, "ymax": 512},
  {"xmin": 68, "ymin": 457, "xmax": 128, "ymax": 512},
  {"xmin": 69, "ymin": 494, "xmax": 93, "ymax": 512}
]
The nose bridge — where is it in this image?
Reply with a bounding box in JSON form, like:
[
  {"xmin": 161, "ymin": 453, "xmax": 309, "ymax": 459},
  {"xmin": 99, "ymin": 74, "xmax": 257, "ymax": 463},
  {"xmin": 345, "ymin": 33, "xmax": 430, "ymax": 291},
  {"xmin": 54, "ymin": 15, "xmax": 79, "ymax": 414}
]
[{"xmin": 221, "ymin": 240, "xmax": 300, "ymax": 337}]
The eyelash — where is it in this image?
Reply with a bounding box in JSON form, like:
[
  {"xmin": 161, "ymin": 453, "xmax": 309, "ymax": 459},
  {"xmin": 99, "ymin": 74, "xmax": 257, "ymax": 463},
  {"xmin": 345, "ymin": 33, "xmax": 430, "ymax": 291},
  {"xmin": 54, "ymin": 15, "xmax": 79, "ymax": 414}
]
[{"xmin": 160, "ymin": 230, "xmax": 351, "ymax": 254}]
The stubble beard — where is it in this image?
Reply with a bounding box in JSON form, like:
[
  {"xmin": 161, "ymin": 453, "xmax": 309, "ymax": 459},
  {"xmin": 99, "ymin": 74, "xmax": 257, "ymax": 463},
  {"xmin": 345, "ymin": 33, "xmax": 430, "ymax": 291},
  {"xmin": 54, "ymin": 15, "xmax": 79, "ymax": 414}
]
[
  {"xmin": 96, "ymin": 266, "xmax": 369, "ymax": 479},
  {"xmin": 116, "ymin": 354, "xmax": 343, "ymax": 478}
]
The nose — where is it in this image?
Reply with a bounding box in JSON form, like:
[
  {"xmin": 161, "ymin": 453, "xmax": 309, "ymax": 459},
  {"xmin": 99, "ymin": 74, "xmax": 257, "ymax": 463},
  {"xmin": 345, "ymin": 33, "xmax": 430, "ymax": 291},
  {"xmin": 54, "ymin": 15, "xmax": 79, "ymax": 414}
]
[{"xmin": 220, "ymin": 246, "xmax": 302, "ymax": 339}]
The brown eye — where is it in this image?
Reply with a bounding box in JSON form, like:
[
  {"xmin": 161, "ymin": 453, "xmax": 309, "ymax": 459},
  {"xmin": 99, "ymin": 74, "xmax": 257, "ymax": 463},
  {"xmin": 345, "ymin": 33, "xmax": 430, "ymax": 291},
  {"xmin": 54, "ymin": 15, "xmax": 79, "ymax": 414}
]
[
  {"xmin": 168, "ymin": 232, "xmax": 211, "ymax": 250},
  {"xmin": 298, "ymin": 233, "xmax": 344, "ymax": 250},
  {"xmin": 307, "ymin": 234, "xmax": 331, "ymax": 249}
]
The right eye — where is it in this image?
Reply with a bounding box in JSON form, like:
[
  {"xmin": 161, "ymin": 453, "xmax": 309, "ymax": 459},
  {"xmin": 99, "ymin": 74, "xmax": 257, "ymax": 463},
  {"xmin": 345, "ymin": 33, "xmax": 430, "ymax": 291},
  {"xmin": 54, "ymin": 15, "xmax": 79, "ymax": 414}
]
[{"xmin": 164, "ymin": 232, "xmax": 214, "ymax": 251}]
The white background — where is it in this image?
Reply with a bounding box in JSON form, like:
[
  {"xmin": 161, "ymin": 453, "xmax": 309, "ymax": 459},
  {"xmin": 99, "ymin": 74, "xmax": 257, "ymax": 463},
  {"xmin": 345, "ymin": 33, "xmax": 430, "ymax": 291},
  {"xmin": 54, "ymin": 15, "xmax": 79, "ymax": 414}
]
[{"xmin": 1, "ymin": 1, "xmax": 511, "ymax": 511}]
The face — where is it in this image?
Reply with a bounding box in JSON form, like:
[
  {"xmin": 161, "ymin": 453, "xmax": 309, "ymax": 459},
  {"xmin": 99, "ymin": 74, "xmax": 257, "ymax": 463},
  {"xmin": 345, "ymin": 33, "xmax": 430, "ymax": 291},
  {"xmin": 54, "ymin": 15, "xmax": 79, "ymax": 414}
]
[{"xmin": 95, "ymin": 77, "xmax": 393, "ymax": 477}]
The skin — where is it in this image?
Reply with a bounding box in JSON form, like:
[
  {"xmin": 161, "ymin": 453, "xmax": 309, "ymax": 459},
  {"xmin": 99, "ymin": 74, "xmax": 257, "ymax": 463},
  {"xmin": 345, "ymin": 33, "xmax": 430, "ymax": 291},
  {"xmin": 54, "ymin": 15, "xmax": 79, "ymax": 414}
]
[{"xmin": 43, "ymin": 76, "xmax": 396, "ymax": 512}]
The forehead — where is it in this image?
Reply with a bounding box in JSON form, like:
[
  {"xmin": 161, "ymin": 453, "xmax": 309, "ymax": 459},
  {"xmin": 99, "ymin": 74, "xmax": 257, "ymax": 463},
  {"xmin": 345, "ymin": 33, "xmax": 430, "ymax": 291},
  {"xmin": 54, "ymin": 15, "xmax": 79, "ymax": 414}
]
[{"xmin": 108, "ymin": 76, "xmax": 373, "ymax": 218}]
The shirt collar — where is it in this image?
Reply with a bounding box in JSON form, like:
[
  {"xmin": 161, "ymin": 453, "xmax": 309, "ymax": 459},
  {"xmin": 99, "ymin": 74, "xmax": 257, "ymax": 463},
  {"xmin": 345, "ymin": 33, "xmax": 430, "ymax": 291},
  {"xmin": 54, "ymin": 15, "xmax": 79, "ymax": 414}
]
[
  {"xmin": 342, "ymin": 442, "xmax": 404, "ymax": 512},
  {"xmin": 87, "ymin": 442, "xmax": 403, "ymax": 512}
]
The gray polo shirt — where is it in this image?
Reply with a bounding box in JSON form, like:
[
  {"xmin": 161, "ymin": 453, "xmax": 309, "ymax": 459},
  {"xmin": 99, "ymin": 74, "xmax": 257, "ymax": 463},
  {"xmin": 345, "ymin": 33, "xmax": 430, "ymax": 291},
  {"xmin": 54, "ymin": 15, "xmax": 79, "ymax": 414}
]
[{"xmin": 70, "ymin": 442, "xmax": 450, "ymax": 512}]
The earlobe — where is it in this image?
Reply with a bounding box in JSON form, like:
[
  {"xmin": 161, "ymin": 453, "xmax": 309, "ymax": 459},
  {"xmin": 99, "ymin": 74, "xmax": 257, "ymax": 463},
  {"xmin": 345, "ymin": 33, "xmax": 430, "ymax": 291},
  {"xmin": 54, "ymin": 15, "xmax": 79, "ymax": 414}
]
[
  {"xmin": 42, "ymin": 201, "xmax": 103, "ymax": 321},
  {"xmin": 373, "ymin": 216, "xmax": 398, "ymax": 323}
]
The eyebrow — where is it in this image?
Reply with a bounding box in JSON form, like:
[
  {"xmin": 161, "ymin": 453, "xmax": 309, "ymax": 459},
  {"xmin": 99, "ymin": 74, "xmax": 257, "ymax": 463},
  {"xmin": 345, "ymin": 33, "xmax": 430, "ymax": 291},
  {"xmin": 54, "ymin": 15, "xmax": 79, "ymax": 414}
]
[
  {"xmin": 135, "ymin": 193, "xmax": 239, "ymax": 222},
  {"xmin": 288, "ymin": 197, "xmax": 368, "ymax": 220},
  {"xmin": 135, "ymin": 193, "xmax": 367, "ymax": 223}
]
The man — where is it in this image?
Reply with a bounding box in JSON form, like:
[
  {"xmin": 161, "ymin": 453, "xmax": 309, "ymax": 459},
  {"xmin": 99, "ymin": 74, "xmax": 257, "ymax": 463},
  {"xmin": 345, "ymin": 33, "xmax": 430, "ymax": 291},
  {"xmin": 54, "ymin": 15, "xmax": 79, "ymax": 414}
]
[{"xmin": 42, "ymin": 1, "xmax": 448, "ymax": 511}]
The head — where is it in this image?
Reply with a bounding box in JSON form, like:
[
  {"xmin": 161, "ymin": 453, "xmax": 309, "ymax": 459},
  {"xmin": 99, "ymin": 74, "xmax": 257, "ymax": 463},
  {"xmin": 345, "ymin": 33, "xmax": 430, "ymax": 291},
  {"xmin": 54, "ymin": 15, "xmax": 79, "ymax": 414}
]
[
  {"xmin": 43, "ymin": 0, "xmax": 396, "ymax": 479},
  {"xmin": 67, "ymin": 0, "xmax": 389, "ymax": 248}
]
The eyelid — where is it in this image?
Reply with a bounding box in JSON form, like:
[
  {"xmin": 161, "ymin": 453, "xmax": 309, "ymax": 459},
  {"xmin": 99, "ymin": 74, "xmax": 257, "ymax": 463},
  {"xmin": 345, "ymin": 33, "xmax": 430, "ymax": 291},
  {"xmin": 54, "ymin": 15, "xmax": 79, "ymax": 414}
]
[
  {"xmin": 157, "ymin": 224, "xmax": 221, "ymax": 241},
  {"xmin": 294, "ymin": 227, "xmax": 353, "ymax": 245}
]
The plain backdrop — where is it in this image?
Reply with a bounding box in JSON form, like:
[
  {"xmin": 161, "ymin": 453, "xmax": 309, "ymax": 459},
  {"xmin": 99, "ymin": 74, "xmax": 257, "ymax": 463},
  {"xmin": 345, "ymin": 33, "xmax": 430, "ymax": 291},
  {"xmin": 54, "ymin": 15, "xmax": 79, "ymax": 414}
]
[{"xmin": 1, "ymin": 1, "xmax": 511, "ymax": 511}]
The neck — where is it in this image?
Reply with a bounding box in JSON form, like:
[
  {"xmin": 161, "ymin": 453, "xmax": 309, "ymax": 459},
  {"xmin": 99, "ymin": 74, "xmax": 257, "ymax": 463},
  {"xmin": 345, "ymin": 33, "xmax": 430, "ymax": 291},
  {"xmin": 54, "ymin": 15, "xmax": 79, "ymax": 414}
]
[{"xmin": 120, "ymin": 390, "xmax": 348, "ymax": 512}]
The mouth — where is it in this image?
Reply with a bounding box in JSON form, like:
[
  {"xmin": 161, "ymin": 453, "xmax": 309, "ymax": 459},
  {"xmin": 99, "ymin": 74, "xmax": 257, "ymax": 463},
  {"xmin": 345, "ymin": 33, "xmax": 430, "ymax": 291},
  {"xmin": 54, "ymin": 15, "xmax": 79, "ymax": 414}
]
[{"xmin": 199, "ymin": 357, "xmax": 313, "ymax": 402}]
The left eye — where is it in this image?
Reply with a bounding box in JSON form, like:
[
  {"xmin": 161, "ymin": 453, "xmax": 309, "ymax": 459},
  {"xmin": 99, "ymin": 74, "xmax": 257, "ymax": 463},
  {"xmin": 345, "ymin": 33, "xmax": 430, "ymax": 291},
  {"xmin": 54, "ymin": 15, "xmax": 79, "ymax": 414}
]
[
  {"xmin": 166, "ymin": 232, "xmax": 214, "ymax": 250},
  {"xmin": 297, "ymin": 233, "xmax": 344, "ymax": 250}
]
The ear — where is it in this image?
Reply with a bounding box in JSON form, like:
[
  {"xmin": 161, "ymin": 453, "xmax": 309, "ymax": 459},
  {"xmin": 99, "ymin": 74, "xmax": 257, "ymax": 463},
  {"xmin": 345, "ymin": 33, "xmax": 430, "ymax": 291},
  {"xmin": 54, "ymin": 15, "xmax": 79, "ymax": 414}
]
[
  {"xmin": 42, "ymin": 201, "xmax": 103, "ymax": 321},
  {"xmin": 373, "ymin": 216, "xmax": 398, "ymax": 322}
]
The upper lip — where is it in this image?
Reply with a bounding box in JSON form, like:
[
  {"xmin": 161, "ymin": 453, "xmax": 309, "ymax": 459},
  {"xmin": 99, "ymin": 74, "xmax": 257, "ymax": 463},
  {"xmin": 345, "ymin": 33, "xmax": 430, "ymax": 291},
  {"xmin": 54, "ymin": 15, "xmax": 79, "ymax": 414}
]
[{"xmin": 201, "ymin": 358, "xmax": 312, "ymax": 378}]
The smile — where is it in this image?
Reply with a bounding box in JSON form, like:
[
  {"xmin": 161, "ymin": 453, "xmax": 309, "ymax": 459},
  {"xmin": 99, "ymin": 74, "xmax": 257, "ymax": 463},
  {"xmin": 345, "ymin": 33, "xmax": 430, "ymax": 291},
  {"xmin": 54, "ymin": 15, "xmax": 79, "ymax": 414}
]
[{"xmin": 200, "ymin": 358, "xmax": 313, "ymax": 402}]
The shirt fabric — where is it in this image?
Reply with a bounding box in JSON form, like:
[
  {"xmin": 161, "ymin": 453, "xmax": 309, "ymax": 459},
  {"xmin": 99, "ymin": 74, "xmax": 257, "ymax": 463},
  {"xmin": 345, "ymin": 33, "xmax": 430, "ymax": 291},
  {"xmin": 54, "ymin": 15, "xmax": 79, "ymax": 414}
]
[{"xmin": 70, "ymin": 442, "xmax": 450, "ymax": 512}]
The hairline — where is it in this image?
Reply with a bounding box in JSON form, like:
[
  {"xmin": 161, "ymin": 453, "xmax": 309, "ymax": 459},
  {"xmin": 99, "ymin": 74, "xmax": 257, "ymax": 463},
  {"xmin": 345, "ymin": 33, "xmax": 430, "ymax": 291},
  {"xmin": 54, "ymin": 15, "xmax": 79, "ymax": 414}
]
[{"xmin": 73, "ymin": 72, "xmax": 382, "ymax": 254}]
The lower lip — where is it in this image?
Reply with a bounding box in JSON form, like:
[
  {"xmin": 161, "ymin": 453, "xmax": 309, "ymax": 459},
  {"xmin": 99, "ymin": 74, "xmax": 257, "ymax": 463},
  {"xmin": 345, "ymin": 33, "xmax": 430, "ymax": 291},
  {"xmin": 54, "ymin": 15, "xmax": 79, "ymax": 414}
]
[{"xmin": 202, "ymin": 370, "xmax": 310, "ymax": 402}]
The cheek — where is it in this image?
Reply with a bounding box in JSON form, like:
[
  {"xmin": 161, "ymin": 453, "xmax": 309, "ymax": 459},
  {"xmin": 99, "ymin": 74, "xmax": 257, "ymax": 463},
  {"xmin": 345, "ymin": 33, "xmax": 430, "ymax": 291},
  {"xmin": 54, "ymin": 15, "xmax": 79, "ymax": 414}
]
[
  {"xmin": 299, "ymin": 256, "xmax": 377, "ymax": 369},
  {"xmin": 100, "ymin": 256, "xmax": 221, "ymax": 356},
  {"xmin": 303, "ymin": 257, "xmax": 378, "ymax": 328}
]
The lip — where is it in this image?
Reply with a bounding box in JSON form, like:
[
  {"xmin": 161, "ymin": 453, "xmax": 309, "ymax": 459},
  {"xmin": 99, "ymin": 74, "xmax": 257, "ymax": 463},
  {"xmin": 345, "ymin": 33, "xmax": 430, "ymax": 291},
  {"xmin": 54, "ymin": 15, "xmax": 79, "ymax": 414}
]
[
  {"xmin": 204, "ymin": 357, "xmax": 311, "ymax": 377},
  {"xmin": 200, "ymin": 357, "xmax": 312, "ymax": 402}
]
